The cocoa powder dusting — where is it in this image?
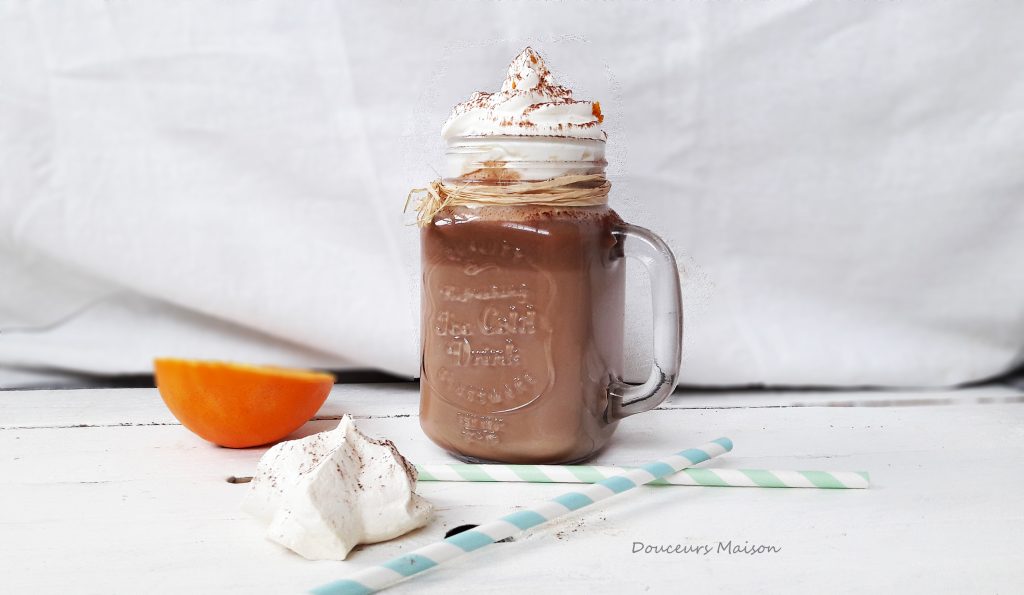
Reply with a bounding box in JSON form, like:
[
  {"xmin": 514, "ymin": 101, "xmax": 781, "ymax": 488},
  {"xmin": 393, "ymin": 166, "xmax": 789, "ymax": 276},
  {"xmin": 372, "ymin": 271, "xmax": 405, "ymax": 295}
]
[{"xmin": 444, "ymin": 47, "xmax": 602, "ymax": 137}]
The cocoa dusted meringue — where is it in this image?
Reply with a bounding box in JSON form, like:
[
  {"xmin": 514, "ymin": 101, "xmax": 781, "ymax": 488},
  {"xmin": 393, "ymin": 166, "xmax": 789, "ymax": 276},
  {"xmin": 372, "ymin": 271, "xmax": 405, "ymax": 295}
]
[
  {"xmin": 441, "ymin": 47, "xmax": 605, "ymax": 141},
  {"xmin": 241, "ymin": 415, "xmax": 432, "ymax": 561},
  {"xmin": 441, "ymin": 47, "xmax": 607, "ymax": 179}
]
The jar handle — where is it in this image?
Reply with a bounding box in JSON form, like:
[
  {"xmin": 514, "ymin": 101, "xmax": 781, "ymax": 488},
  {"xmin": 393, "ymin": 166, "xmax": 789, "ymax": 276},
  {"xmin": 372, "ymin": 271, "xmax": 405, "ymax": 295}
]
[{"xmin": 607, "ymin": 223, "xmax": 683, "ymax": 421}]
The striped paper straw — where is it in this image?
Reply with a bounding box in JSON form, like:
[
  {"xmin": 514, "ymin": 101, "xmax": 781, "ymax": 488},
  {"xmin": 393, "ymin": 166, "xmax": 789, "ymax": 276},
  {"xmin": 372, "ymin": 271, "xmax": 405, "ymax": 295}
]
[
  {"xmin": 415, "ymin": 464, "xmax": 868, "ymax": 489},
  {"xmin": 310, "ymin": 437, "xmax": 733, "ymax": 595}
]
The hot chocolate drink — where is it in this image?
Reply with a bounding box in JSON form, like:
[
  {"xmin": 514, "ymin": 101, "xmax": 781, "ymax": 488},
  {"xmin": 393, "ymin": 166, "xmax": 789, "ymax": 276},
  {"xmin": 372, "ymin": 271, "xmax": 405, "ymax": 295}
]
[
  {"xmin": 417, "ymin": 48, "xmax": 682, "ymax": 464},
  {"xmin": 420, "ymin": 204, "xmax": 625, "ymax": 463}
]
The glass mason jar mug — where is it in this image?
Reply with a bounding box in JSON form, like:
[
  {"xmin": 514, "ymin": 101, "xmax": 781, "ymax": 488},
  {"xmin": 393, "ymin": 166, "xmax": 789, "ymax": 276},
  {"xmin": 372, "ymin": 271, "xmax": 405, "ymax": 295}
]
[{"xmin": 418, "ymin": 136, "xmax": 682, "ymax": 464}]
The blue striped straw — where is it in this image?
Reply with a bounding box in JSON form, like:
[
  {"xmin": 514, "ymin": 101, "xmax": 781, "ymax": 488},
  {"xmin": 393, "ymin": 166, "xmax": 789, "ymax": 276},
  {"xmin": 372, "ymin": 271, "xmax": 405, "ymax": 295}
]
[
  {"xmin": 310, "ymin": 437, "xmax": 734, "ymax": 595},
  {"xmin": 414, "ymin": 464, "xmax": 869, "ymax": 489}
]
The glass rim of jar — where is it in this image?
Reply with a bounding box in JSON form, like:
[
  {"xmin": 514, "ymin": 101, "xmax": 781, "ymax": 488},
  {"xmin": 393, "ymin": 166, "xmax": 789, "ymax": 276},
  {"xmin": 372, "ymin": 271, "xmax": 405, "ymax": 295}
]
[{"xmin": 443, "ymin": 135, "xmax": 607, "ymax": 182}]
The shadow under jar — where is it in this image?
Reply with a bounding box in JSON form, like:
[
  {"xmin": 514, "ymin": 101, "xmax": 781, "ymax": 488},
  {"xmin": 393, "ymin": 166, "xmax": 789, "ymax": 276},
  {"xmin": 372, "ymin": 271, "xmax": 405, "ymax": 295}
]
[{"xmin": 419, "ymin": 137, "xmax": 682, "ymax": 464}]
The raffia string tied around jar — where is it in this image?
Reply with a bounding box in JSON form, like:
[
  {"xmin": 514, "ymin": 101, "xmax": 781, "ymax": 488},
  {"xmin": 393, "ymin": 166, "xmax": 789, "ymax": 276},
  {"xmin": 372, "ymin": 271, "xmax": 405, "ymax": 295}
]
[{"xmin": 405, "ymin": 173, "xmax": 611, "ymax": 227}]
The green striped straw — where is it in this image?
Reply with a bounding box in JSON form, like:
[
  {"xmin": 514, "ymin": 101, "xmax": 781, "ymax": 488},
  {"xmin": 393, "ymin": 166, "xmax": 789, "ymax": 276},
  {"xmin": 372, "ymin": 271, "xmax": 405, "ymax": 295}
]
[
  {"xmin": 415, "ymin": 464, "xmax": 869, "ymax": 489},
  {"xmin": 310, "ymin": 437, "xmax": 733, "ymax": 595}
]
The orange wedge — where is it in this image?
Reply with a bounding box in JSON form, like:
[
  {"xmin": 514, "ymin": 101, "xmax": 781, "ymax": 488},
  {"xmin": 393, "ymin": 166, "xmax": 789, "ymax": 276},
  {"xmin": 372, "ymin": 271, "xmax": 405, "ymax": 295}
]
[{"xmin": 154, "ymin": 358, "xmax": 335, "ymax": 448}]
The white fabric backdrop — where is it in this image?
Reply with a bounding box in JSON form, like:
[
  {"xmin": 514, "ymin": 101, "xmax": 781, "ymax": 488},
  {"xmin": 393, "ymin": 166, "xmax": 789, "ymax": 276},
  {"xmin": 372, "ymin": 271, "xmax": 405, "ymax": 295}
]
[{"xmin": 2, "ymin": 1, "xmax": 1023, "ymax": 387}]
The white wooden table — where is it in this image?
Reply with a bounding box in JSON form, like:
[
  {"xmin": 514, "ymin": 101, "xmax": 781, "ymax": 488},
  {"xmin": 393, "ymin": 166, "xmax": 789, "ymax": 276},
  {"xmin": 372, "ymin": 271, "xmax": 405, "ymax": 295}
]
[{"xmin": 3, "ymin": 383, "xmax": 1023, "ymax": 594}]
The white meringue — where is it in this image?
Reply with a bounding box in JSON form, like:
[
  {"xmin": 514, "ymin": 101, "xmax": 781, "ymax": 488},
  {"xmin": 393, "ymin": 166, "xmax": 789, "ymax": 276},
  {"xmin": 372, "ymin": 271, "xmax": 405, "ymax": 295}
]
[{"xmin": 241, "ymin": 415, "xmax": 432, "ymax": 561}]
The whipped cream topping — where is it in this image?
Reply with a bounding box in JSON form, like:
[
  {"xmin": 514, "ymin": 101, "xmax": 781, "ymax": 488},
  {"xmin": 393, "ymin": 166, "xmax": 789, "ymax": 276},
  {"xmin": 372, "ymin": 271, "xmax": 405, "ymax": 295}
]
[
  {"xmin": 241, "ymin": 415, "xmax": 432, "ymax": 561},
  {"xmin": 441, "ymin": 47, "xmax": 605, "ymax": 142}
]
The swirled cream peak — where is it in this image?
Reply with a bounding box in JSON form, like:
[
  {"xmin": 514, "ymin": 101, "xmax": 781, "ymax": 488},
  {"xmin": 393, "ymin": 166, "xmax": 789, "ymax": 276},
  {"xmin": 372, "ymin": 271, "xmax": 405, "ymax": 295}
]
[{"xmin": 441, "ymin": 47, "xmax": 605, "ymax": 142}]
